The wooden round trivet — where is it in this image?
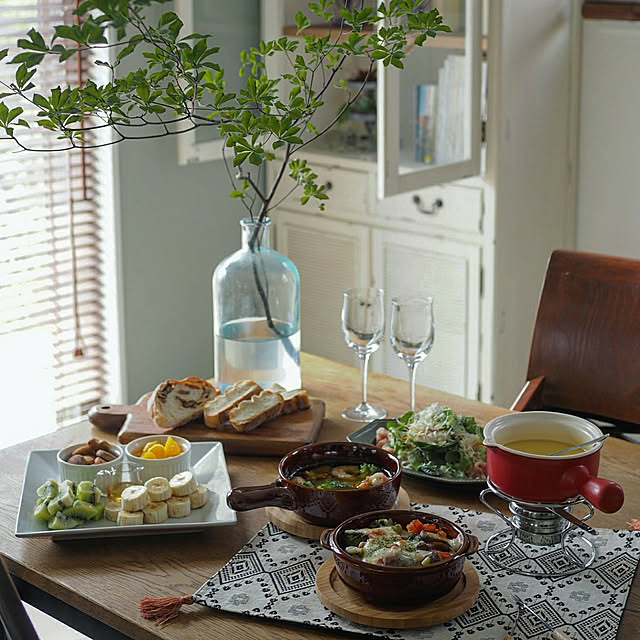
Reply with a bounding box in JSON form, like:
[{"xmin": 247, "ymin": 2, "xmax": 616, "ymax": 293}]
[
  {"xmin": 315, "ymin": 559, "xmax": 479, "ymax": 629},
  {"xmin": 266, "ymin": 487, "xmax": 411, "ymax": 539}
]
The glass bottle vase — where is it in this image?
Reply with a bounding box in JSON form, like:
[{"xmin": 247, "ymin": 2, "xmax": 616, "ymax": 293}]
[{"xmin": 213, "ymin": 217, "xmax": 301, "ymax": 390}]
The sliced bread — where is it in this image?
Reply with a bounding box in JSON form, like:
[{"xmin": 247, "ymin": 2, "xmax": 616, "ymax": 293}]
[
  {"xmin": 229, "ymin": 389, "xmax": 284, "ymax": 432},
  {"xmin": 267, "ymin": 384, "xmax": 311, "ymax": 415},
  {"xmin": 280, "ymin": 388, "xmax": 311, "ymax": 414},
  {"xmin": 203, "ymin": 379, "xmax": 262, "ymax": 428},
  {"xmin": 147, "ymin": 376, "xmax": 219, "ymax": 429}
]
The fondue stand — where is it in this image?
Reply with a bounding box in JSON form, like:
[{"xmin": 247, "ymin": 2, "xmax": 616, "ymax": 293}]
[
  {"xmin": 481, "ymin": 411, "xmax": 624, "ymax": 579},
  {"xmin": 480, "ymin": 479, "xmax": 598, "ymax": 577}
]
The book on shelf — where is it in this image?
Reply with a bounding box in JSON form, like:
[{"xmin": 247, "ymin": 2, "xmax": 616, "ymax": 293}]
[
  {"xmin": 414, "ymin": 54, "xmax": 468, "ymax": 167},
  {"xmin": 415, "ymin": 83, "xmax": 438, "ymax": 165}
]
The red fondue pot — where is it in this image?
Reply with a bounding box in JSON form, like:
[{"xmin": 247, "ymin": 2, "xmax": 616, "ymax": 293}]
[{"xmin": 483, "ymin": 411, "xmax": 624, "ymax": 513}]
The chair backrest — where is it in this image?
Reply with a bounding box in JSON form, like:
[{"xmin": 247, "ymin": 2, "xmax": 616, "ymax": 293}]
[
  {"xmin": 526, "ymin": 249, "xmax": 640, "ymax": 426},
  {"xmin": 0, "ymin": 556, "xmax": 40, "ymax": 640}
]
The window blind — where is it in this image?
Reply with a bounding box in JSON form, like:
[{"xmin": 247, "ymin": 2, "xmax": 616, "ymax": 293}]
[{"xmin": 0, "ymin": 0, "xmax": 107, "ymax": 432}]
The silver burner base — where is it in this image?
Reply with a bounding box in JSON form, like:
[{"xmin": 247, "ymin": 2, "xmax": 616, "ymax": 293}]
[
  {"xmin": 509, "ymin": 501, "xmax": 572, "ymax": 545},
  {"xmin": 479, "ymin": 480, "xmax": 598, "ymax": 578}
]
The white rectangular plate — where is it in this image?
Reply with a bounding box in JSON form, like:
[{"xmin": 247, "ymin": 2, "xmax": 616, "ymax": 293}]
[{"xmin": 15, "ymin": 442, "xmax": 237, "ymax": 539}]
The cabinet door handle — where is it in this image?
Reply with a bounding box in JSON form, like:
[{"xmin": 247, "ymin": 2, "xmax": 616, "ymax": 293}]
[{"xmin": 412, "ymin": 195, "xmax": 443, "ymax": 215}]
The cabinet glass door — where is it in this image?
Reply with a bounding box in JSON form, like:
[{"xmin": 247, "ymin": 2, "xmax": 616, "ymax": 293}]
[{"xmin": 378, "ymin": 0, "xmax": 482, "ymax": 198}]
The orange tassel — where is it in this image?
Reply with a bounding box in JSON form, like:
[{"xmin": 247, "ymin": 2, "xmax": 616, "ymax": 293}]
[{"xmin": 139, "ymin": 594, "xmax": 194, "ymax": 626}]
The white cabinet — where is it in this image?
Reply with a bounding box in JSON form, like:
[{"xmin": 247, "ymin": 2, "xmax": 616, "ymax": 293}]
[
  {"xmin": 377, "ymin": 0, "xmax": 484, "ymax": 197},
  {"xmin": 274, "ymin": 212, "xmax": 368, "ymax": 367},
  {"xmin": 269, "ymin": 0, "xmax": 580, "ymax": 406},
  {"xmin": 372, "ymin": 229, "xmax": 481, "ymax": 399}
]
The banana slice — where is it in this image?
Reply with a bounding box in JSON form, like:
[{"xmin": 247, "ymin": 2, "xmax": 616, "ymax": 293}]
[
  {"xmin": 188, "ymin": 485, "xmax": 209, "ymax": 509},
  {"xmin": 166, "ymin": 496, "xmax": 191, "ymax": 518},
  {"xmin": 169, "ymin": 471, "xmax": 197, "ymax": 497},
  {"xmin": 143, "ymin": 501, "xmax": 169, "ymax": 524},
  {"xmin": 104, "ymin": 500, "xmax": 122, "ymax": 522},
  {"xmin": 120, "ymin": 485, "xmax": 149, "ymax": 512},
  {"xmin": 117, "ymin": 510, "xmax": 144, "ymax": 526},
  {"xmin": 144, "ymin": 477, "xmax": 172, "ymax": 502}
]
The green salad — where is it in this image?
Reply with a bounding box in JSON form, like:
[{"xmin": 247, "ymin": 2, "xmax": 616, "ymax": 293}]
[{"xmin": 374, "ymin": 403, "xmax": 487, "ymax": 479}]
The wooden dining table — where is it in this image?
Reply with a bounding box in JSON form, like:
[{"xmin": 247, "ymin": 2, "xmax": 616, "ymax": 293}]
[{"xmin": 2, "ymin": 352, "xmax": 639, "ymax": 640}]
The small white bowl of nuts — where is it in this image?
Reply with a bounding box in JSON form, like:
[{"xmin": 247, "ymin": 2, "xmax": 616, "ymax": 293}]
[{"xmin": 57, "ymin": 438, "xmax": 123, "ymax": 484}]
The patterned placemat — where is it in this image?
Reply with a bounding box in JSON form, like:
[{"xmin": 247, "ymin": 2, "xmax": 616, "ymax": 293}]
[{"xmin": 194, "ymin": 504, "xmax": 640, "ymax": 639}]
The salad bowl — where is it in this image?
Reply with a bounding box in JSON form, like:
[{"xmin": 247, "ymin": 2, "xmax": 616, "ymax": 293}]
[{"xmin": 348, "ymin": 404, "xmax": 487, "ymax": 487}]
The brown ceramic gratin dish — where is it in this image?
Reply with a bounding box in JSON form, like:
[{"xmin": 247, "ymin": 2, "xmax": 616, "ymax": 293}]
[
  {"xmin": 226, "ymin": 441, "xmax": 402, "ymax": 526},
  {"xmin": 320, "ymin": 509, "xmax": 479, "ymax": 604}
]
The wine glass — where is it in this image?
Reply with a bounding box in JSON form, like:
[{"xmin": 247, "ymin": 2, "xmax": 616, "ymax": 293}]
[
  {"xmin": 341, "ymin": 287, "xmax": 386, "ymax": 421},
  {"xmin": 390, "ymin": 296, "xmax": 435, "ymax": 412}
]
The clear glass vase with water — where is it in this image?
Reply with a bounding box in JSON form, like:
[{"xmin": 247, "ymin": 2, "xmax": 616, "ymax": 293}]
[{"xmin": 213, "ymin": 218, "xmax": 301, "ymax": 390}]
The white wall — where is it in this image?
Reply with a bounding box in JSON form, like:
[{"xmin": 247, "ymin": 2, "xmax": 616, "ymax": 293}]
[
  {"xmin": 116, "ymin": 140, "xmax": 244, "ymax": 403},
  {"xmin": 576, "ymin": 19, "xmax": 640, "ymax": 259},
  {"xmin": 114, "ymin": 2, "xmax": 253, "ymax": 403}
]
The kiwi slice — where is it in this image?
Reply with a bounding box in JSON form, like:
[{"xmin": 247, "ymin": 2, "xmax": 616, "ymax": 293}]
[
  {"xmin": 48, "ymin": 512, "xmax": 80, "ymax": 530},
  {"xmin": 76, "ymin": 481, "xmax": 101, "ymax": 504},
  {"xmin": 63, "ymin": 500, "xmax": 98, "ymax": 521},
  {"xmin": 34, "ymin": 500, "xmax": 52, "ymax": 521},
  {"xmin": 92, "ymin": 499, "xmax": 106, "ymax": 521},
  {"xmin": 36, "ymin": 479, "xmax": 58, "ymax": 501},
  {"xmin": 46, "ymin": 498, "xmax": 63, "ymax": 517}
]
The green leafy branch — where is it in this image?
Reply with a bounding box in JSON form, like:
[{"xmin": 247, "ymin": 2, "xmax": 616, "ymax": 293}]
[{"xmin": 0, "ymin": 0, "xmax": 450, "ymax": 224}]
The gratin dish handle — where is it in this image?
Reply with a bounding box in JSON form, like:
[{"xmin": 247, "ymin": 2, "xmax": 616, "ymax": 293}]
[
  {"xmin": 226, "ymin": 481, "xmax": 297, "ymax": 512},
  {"xmin": 462, "ymin": 533, "xmax": 480, "ymax": 557},
  {"xmin": 319, "ymin": 528, "xmax": 333, "ymax": 551}
]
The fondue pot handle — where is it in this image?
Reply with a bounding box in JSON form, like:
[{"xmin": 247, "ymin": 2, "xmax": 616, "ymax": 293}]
[
  {"xmin": 226, "ymin": 481, "xmax": 297, "ymax": 512},
  {"xmin": 562, "ymin": 465, "xmax": 625, "ymax": 513}
]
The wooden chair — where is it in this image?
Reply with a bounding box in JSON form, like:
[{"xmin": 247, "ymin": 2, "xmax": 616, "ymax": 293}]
[
  {"xmin": 0, "ymin": 556, "xmax": 40, "ymax": 640},
  {"xmin": 511, "ymin": 249, "xmax": 640, "ymax": 434}
]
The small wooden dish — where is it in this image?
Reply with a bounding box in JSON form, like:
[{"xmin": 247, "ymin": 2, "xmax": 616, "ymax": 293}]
[
  {"xmin": 266, "ymin": 487, "xmax": 411, "ymax": 539},
  {"xmin": 315, "ymin": 558, "xmax": 479, "ymax": 629}
]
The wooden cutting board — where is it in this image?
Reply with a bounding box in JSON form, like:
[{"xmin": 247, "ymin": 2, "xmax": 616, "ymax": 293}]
[{"xmin": 88, "ymin": 393, "xmax": 325, "ymax": 456}]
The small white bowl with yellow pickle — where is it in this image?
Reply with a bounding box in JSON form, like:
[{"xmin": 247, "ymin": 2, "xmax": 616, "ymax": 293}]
[{"xmin": 124, "ymin": 435, "xmax": 191, "ymax": 483}]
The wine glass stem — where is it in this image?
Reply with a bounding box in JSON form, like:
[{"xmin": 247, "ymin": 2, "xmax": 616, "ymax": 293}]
[
  {"xmin": 408, "ymin": 360, "xmax": 418, "ymax": 412},
  {"xmin": 360, "ymin": 351, "xmax": 371, "ymax": 405}
]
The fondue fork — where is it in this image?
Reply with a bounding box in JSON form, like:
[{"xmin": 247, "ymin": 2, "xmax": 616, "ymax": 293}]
[
  {"xmin": 505, "ymin": 593, "xmax": 572, "ymax": 640},
  {"xmin": 549, "ymin": 434, "xmax": 609, "ymax": 456}
]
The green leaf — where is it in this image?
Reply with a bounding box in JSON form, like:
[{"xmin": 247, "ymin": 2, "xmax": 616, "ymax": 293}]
[
  {"xmin": 232, "ymin": 151, "xmax": 250, "ymax": 167},
  {"xmin": 59, "ymin": 49, "xmax": 77, "ymax": 62},
  {"xmin": 7, "ymin": 107, "xmax": 23, "ymax": 123},
  {"xmin": 229, "ymin": 190, "xmax": 244, "ymax": 198},
  {"xmin": 159, "ymin": 11, "xmax": 179, "ymax": 27},
  {"xmin": 54, "ymin": 25, "xmax": 81, "ymax": 43},
  {"xmin": 294, "ymin": 10, "xmax": 311, "ymax": 31},
  {"xmin": 15, "ymin": 64, "xmax": 36, "ymax": 88},
  {"xmin": 136, "ymin": 83, "xmax": 150, "ymax": 102},
  {"xmin": 10, "ymin": 52, "xmax": 45, "ymax": 67},
  {"xmin": 33, "ymin": 94, "xmax": 49, "ymax": 109}
]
